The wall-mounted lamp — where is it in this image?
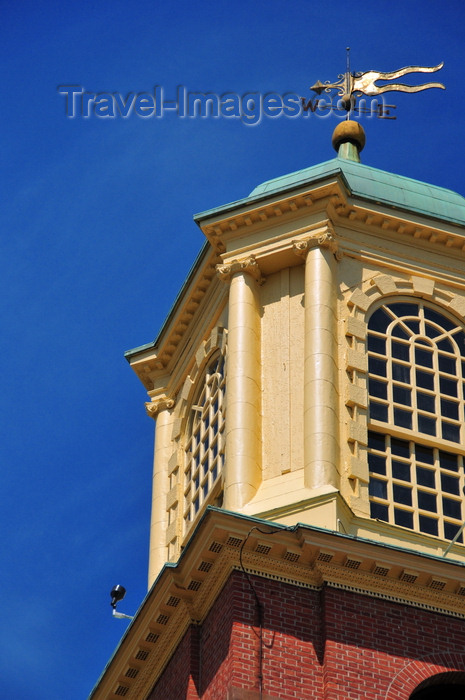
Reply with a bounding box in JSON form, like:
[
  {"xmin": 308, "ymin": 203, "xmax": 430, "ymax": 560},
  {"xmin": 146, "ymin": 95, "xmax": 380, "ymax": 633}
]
[{"xmin": 110, "ymin": 585, "xmax": 134, "ymax": 620}]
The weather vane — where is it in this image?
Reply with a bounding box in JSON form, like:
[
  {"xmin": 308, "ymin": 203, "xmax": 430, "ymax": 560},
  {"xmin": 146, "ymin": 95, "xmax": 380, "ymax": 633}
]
[{"xmin": 308, "ymin": 49, "xmax": 445, "ymax": 119}]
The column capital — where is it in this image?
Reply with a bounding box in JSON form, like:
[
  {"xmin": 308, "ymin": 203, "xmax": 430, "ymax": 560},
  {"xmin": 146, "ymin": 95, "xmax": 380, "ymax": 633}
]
[
  {"xmin": 293, "ymin": 231, "xmax": 342, "ymax": 261},
  {"xmin": 216, "ymin": 255, "xmax": 265, "ymax": 285},
  {"xmin": 145, "ymin": 395, "xmax": 175, "ymax": 419}
]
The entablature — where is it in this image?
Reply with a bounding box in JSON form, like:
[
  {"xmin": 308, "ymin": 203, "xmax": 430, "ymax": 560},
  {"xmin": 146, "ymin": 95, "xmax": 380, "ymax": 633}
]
[
  {"xmin": 198, "ymin": 178, "xmax": 346, "ymax": 258},
  {"xmin": 214, "ymin": 220, "xmax": 342, "ymax": 282}
]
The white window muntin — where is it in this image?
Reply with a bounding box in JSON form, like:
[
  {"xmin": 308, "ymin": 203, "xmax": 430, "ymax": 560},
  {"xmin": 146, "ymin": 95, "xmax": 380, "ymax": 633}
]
[{"xmin": 367, "ymin": 300, "xmax": 465, "ymax": 541}]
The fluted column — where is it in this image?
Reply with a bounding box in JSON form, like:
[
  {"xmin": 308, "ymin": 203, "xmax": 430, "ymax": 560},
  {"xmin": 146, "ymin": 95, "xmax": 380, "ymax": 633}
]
[
  {"xmin": 217, "ymin": 256, "xmax": 263, "ymax": 510},
  {"xmin": 295, "ymin": 232, "xmax": 340, "ymax": 490},
  {"xmin": 145, "ymin": 396, "xmax": 174, "ymax": 588}
]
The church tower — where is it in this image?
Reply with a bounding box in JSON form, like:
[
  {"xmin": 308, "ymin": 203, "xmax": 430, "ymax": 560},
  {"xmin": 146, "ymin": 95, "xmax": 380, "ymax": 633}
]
[{"xmin": 91, "ymin": 121, "xmax": 465, "ymax": 700}]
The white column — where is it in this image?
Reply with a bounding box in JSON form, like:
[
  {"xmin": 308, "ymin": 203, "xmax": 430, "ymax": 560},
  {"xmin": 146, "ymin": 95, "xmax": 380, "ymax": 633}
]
[
  {"xmin": 296, "ymin": 233, "xmax": 340, "ymax": 490},
  {"xmin": 146, "ymin": 396, "xmax": 174, "ymax": 588},
  {"xmin": 217, "ymin": 257, "xmax": 262, "ymax": 510}
]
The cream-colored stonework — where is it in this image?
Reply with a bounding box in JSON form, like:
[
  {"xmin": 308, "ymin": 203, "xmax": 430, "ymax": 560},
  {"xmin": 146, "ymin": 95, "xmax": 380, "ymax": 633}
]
[
  {"xmin": 127, "ymin": 166, "xmax": 465, "ymax": 588},
  {"xmin": 260, "ymin": 266, "xmax": 304, "ymax": 480}
]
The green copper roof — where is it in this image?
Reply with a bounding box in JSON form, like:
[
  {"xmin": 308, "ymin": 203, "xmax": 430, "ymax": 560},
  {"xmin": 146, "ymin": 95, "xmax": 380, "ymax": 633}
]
[{"xmin": 195, "ymin": 156, "xmax": 465, "ymax": 228}]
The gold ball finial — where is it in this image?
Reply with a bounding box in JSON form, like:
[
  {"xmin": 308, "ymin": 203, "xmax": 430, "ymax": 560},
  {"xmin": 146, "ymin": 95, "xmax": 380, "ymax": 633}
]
[{"xmin": 332, "ymin": 120, "xmax": 366, "ymax": 154}]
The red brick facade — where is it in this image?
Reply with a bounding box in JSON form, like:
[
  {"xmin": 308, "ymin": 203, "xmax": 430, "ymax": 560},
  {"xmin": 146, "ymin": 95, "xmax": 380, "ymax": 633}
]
[{"xmin": 148, "ymin": 570, "xmax": 465, "ymax": 700}]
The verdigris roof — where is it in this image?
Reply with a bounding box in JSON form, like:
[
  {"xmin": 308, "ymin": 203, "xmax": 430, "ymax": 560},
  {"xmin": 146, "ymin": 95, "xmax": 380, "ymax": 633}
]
[{"xmin": 195, "ymin": 156, "xmax": 465, "ymax": 228}]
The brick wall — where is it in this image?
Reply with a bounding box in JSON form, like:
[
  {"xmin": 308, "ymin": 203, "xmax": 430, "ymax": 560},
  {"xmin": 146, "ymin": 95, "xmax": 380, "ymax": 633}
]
[
  {"xmin": 323, "ymin": 586, "xmax": 465, "ymax": 699},
  {"xmin": 146, "ymin": 625, "xmax": 199, "ymax": 699},
  {"xmin": 148, "ymin": 571, "xmax": 465, "ymax": 699}
]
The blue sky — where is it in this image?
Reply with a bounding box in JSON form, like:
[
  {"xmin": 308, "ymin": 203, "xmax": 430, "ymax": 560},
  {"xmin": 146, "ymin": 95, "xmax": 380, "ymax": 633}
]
[{"xmin": 1, "ymin": 1, "xmax": 464, "ymax": 698}]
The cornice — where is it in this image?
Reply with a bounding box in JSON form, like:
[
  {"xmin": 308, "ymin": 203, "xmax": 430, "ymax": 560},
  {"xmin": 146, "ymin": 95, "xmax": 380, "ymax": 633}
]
[
  {"xmin": 90, "ymin": 509, "xmax": 465, "ymax": 700},
  {"xmin": 200, "ymin": 173, "xmax": 465, "ymax": 263}
]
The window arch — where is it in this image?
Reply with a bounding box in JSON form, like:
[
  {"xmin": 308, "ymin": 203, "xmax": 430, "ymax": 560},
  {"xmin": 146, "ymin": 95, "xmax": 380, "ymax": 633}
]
[
  {"xmin": 183, "ymin": 351, "xmax": 226, "ymax": 531},
  {"xmin": 367, "ymin": 300, "xmax": 465, "ymax": 541}
]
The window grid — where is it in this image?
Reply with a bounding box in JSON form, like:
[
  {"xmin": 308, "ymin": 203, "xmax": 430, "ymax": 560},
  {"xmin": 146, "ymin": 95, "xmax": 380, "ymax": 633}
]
[
  {"xmin": 183, "ymin": 353, "xmax": 225, "ymax": 531},
  {"xmin": 367, "ymin": 301, "xmax": 465, "ymax": 541},
  {"xmin": 368, "ymin": 431, "xmax": 464, "ymax": 541}
]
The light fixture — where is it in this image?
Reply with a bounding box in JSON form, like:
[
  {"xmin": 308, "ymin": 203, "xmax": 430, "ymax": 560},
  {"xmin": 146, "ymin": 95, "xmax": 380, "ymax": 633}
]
[{"xmin": 110, "ymin": 585, "xmax": 134, "ymax": 620}]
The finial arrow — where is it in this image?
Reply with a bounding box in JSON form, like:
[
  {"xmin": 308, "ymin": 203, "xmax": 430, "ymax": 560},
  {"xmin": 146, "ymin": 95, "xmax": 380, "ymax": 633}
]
[{"xmin": 310, "ymin": 80, "xmax": 326, "ymax": 95}]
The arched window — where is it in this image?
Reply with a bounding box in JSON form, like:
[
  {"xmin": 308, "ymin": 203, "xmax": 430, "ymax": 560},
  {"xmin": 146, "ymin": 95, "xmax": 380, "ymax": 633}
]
[
  {"xmin": 183, "ymin": 351, "xmax": 226, "ymax": 532},
  {"xmin": 367, "ymin": 300, "xmax": 465, "ymax": 540},
  {"xmin": 410, "ymin": 685, "xmax": 465, "ymax": 699},
  {"xmin": 410, "ymin": 671, "xmax": 465, "ymax": 699}
]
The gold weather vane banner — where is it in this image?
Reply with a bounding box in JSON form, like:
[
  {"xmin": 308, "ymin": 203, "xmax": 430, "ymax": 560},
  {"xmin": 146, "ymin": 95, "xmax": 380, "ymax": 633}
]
[
  {"xmin": 311, "ymin": 62, "xmax": 445, "ymax": 98},
  {"xmin": 351, "ymin": 63, "xmax": 445, "ymax": 96}
]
